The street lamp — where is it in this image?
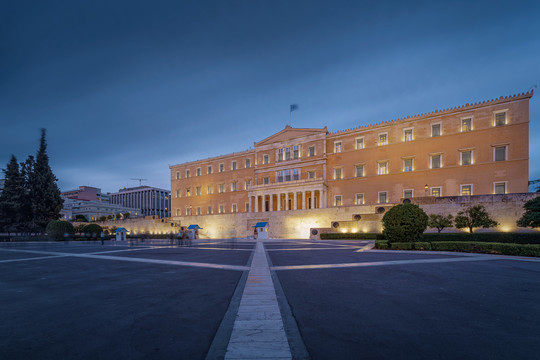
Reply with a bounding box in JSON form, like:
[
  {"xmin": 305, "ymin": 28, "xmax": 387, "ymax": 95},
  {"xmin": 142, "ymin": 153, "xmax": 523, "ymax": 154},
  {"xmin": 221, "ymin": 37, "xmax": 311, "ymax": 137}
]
[{"xmin": 425, "ymin": 184, "xmax": 429, "ymax": 196}]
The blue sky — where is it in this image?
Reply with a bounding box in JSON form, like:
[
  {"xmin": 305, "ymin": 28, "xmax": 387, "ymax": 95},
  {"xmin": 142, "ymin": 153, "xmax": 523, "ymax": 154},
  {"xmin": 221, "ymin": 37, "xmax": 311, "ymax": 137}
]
[{"xmin": 1, "ymin": 0, "xmax": 539, "ymax": 193}]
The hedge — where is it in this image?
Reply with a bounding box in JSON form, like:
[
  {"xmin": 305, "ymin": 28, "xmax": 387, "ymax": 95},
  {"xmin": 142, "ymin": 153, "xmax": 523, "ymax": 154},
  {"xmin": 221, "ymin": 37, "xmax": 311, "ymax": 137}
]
[
  {"xmin": 430, "ymin": 241, "xmax": 540, "ymax": 257},
  {"xmin": 390, "ymin": 242, "xmax": 431, "ymax": 250},
  {"xmin": 320, "ymin": 233, "xmax": 383, "ymax": 240},
  {"xmin": 374, "ymin": 240, "xmax": 389, "ymax": 249},
  {"xmin": 422, "ymin": 232, "xmax": 540, "ymax": 244}
]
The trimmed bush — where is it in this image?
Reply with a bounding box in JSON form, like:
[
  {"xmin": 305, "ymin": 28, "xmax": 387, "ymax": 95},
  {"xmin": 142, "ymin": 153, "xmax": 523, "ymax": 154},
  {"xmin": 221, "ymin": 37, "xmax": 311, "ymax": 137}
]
[
  {"xmin": 320, "ymin": 233, "xmax": 380, "ymax": 240},
  {"xmin": 374, "ymin": 240, "xmax": 389, "ymax": 249},
  {"xmin": 423, "ymin": 232, "xmax": 540, "ymax": 245},
  {"xmin": 46, "ymin": 220, "xmax": 75, "ymax": 241},
  {"xmin": 390, "ymin": 242, "xmax": 415, "ymax": 250},
  {"xmin": 430, "ymin": 241, "xmax": 540, "ymax": 257},
  {"xmin": 81, "ymin": 224, "xmax": 103, "ymax": 235},
  {"xmin": 382, "ymin": 203, "xmax": 428, "ymax": 243},
  {"xmin": 414, "ymin": 242, "xmax": 432, "ymax": 251}
]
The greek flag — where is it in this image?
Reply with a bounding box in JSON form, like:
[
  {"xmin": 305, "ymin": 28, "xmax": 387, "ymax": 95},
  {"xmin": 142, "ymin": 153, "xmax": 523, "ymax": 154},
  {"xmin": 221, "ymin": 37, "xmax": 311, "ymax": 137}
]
[{"xmin": 290, "ymin": 104, "xmax": 299, "ymax": 112}]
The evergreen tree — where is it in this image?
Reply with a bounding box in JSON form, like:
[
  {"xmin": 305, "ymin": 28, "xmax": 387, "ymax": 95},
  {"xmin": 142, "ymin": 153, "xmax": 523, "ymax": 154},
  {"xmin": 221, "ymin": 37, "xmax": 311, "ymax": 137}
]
[
  {"xmin": 516, "ymin": 196, "xmax": 540, "ymax": 228},
  {"xmin": 19, "ymin": 156, "xmax": 34, "ymax": 232},
  {"xmin": 0, "ymin": 156, "xmax": 26, "ymax": 233},
  {"xmin": 28, "ymin": 129, "xmax": 64, "ymax": 231}
]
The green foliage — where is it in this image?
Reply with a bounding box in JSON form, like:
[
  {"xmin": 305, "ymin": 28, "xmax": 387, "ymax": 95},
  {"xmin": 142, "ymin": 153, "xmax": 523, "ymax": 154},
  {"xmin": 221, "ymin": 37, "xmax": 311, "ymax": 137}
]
[
  {"xmin": 0, "ymin": 155, "xmax": 28, "ymax": 233},
  {"xmin": 516, "ymin": 196, "xmax": 540, "ymax": 228},
  {"xmin": 74, "ymin": 215, "xmax": 88, "ymax": 222},
  {"xmin": 390, "ymin": 242, "xmax": 431, "ymax": 250},
  {"xmin": 123, "ymin": 212, "xmax": 131, "ymax": 219},
  {"xmin": 382, "ymin": 203, "xmax": 428, "ymax": 243},
  {"xmin": 74, "ymin": 224, "xmax": 86, "ymax": 233},
  {"xmin": 454, "ymin": 205, "xmax": 498, "ymax": 233},
  {"xmin": 107, "ymin": 215, "xmax": 113, "ymax": 220},
  {"xmin": 374, "ymin": 240, "xmax": 389, "ymax": 249},
  {"xmin": 115, "ymin": 213, "xmax": 121, "ymax": 219},
  {"xmin": 81, "ymin": 224, "xmax": 103, "ymax": 235},
  {"xmin": 98, "ymin": 216, "xmax": 107, "ymax": 222},
  {"xmin": 46, "ymin": 220, "xmax": 75, "ymax": 241},
  {"xmin": 430, "ymin": 241, "xmax": 540, "ymax": 257},
  {"xmin": 427, "ymin": 214, "xmax": 453, "ymax": 233},
  {"xmin": 423, "ymin": 232, "xmax": 540, "ymax": 244},
  {"xmin": 320, "ymin": 233, "xmax": 380, "ymax": 240}
]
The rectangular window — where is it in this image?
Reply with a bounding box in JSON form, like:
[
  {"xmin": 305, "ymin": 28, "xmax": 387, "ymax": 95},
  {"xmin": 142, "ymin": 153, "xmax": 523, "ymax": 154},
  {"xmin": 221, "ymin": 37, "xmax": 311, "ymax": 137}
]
[
  {"xmin": 285, "ymin": 147, "xmax": 291, "ymax": 160},
  {"xmin": 176, "ymin": 208, "xmax": 180, "ymax": 216},
  {"xmin": 263, "ymin": 177, "xmax": 269, "ymax": 185},
  {"xmin": 461, "ymin": 150, "xmax": 472, "ymax": 166},
  {"xmin": 293, "ymin": 145, "xmax": 299, "ymax": 159},
  {"xmin": 186, "ymin": 207, "xmax": 192, "ymax": 216},
  {"xmin": 245, "ymin": 180, "xmax": 250, "ymax": 190},
  {"xmin": 334, "ymin": 141, "xmax": 342, "ymax": 153},
  {"xmin": 494, "ymin": 146, "xmax": 507, "ymax": 161},
  {"xmin": 461, "ymin": 118, "xmax": 472, "ymax": 132},
  {"xmin": 293, "ymin": 168, "xmax": 299, "ymax": 180},
  {"xmin": 207, "ymin": 185, "xmax": 213, "ymax": 195},
  {"xmin": 403, "ymin": 128, "xmax": 413, "ymax": 142},
  {"xmin": 355, "ymin": 165, "xmax": 364, "ymax": 177},
  {"xmin": 431, "ymin": 187, "xmax": 441, "ymax": 197},
  {"xmin": 334, "ymin": 195, "xmax": 342, "ymax": 207},
  {"xmin": 495, "ymin": 111, "xmax": 507, "ymax": 126},
  {"xmin": 431, "ymin": 154, "xmax": 441, "ymax": 169},
  {"xmin": 403, "ymin": 158, "xmax": 413, "ymax": 172},
  {"xmin": 308, "ymin": 171, "xmax": 316, "ymax": 179},
  {"xmin": 355, "ymin": 193, "xmax": 364, "ymax": 205},
  {"xmin": 378, "ymin": 133, "xmax": 388, "ymax": 146},
  {"xmin": 277, "ymin": 171, "xmax": 284, "ymax": 183},
  {"xmin": 285, "ymin": 169, "xmax": 291, "ymax": 181},
  {"xmin": 176, "ymin": 189, "xmax": 180, "ymax": 198},
  {"xmin": 378, "ymin": 161, "xmax": 388, "ymax": 175},
  {"xmin": 309, "ymin": 146, "xmax": 315, "ymax": 157},
  {"xmin": 263, "ymin": 154, "xmax": 269, "ymax": 164},
  {"xmin": 176, "ymin": 172, "xmax": 180, "ymax": 180},
  {"xmin": 378, "ymin": 192, "xmax": 388, "ymax": 203},
  {"xmin": 231, "ymin": 182, "xmax": 237, "ymax": 192},
  {"xmin": 219, "ymin": 204, "xmax": 225, "ymax": 214},
  {"xmin": 207, "ymin": 165, "xmax": 212, "ymax": 174},
  {"xmin": 494, "ymin": 182, "xmax": 506, "ymax": 194},
  {"xmin": 403, "ymin": 189, "xmax": 413, "ymax": 199},
  {"xmin": 196, "ymin": 186, "xmax": 201, "ymax": 196},
  {"xmin": 245, "ymin": 158, "xmax": 251, "ymax": 168},
  {"xmin": 355, "ymin": 137, "xmax": 364, "ymax": 150},
  {"xmin": 186, "ymin": 188, "xmax": 191, "ymax": 197},
  {"xmin": 186, "ymin": 169, "xmax": 191, "ymax": 178},
  {"xmin": 232, "ymin": 203, "xmax": 238, "ymax": 213},
  {"xmin": 232, "ymin": 161, "xmax": 237, "ymax": 171},
  {"xmin": 196, "ymin": 207, "xmax": 201, "ymax": 215},
  {"xmin": 278, "ymin": 149, "xmax": 284, "ymax": 162},
  {"xmin": 208, "ymin": 206, "xmax": 213, "ymax": 215},
  {"xmin": 431, "ymin": 123, "xmax": 441, "ymax": 137},
  {"xmin": 219, "ymin": 184, "xmax": 225, "ymax": 193},
  {"xmin": 219, "ymin": 163, "xmax": 224, "ymax": 172},
  {"xmin": 245, "ymin": 202, "xmax": 249, "ymax": 212},
  {"xmin": 196, "ymin": 167, "xmax": 201, "ymax": 176},
  {"xmin": 460, "ymin": 184, "xmax": 473, "ymax": 196},
  {"xmin": 334, "ymin": 168, "xmax": 343, "ymax": 180}
]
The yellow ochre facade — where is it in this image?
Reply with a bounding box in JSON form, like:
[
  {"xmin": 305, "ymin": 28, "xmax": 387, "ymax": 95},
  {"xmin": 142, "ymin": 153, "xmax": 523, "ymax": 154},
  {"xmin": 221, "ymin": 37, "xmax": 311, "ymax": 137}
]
[{"xmin": 170, "ymin": 92, "xmax": 532, "ymax": 237}]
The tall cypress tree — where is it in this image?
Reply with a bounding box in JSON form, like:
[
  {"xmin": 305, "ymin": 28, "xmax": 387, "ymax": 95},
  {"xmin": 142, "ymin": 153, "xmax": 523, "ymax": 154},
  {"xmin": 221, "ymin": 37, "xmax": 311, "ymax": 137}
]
[
  {"xmin": 28, "ymin": 129, "xmax": 63, "ymax": 231},
  {"xmin": 0, "ymin": 155, "xmax": 26, "ymax": 233},
  {"xmin": 19, "ymin": 156, "xmax": 35, "ymax": 232}
]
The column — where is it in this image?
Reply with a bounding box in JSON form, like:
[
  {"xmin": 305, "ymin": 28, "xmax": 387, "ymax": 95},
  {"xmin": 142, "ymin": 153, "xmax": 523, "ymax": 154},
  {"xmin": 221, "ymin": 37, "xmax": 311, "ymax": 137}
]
[
  {"xmin": 302, "ymin": 191, "xmax": 306, "ymax": 210},
  {"xmin": 255, "ymin": 195, "xmax": 259, "ymax": 213},
  {"xmin": 293, "ymin": 191, "xmax": 297, "ymax": 210},
  {"xmin": 285, "ymin": 193, "xmax": 290, "ymax": 211},
  {"xmin": 263, "ymin": 195, "xmax": 267, "ymax": 212},
  {"xmin": 249, "ymin": 196, "xmax": 252, "ymax": 213},
  {"xmin": 277, "ymin": 193, "xmax": 281, "ymax": 211},
  {"xmin": 269, "ymin": 193, "xmax": 273, "ymax": 212},
  {"xmin": 322, "ymin": 189, "xmax": 327, "ymax": 208}
]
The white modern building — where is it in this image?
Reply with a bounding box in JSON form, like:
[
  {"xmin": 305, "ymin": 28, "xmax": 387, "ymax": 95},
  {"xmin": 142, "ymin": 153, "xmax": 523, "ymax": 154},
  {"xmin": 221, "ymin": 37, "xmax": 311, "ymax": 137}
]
[
  {"xmin": 109, "ymin": 186, "xmax": 170, "ymax": 218},
  {"xmin": 60, "ymin": 198, "xmax": 141, "ymax": 222}
]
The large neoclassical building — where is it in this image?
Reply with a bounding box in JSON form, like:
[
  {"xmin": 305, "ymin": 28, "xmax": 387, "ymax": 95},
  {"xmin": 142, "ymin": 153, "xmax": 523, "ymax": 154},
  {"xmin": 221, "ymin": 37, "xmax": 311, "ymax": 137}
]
[{"xmin": 169, "ymin": 92, "xmax": 532, "ymax": 237}]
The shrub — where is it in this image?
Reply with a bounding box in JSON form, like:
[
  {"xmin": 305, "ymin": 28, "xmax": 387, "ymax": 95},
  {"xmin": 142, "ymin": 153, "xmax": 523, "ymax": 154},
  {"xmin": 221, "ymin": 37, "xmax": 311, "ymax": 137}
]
[
  {"xmin": 81, "ymin": 224, "xmax": 103, "ymax": 235},
  {"xmin": 455, "ymin": 205, "xmax": 498, "ymax": 233},
  {"xmin": 422, "ymin": 232, "xmax": 540, "ymax": 244},
  {"xmin": 374, "ymin": 240, "xmax": 389, "ymax": 249},
  {"xmin": 46, "ymin": 220, "xmax": 75, "ymax": 241},
  {"xmin": 74, "ymin": 215, "xmax": 88, "ymax": 222},
  {"xmin": 390, "ymin": 242, "xmax": 415, "ymax": 250},
  {"xmin": 427, "ymin": 214, "xmax": 453, "ymax": 233},
  {"xmin": 430, "ymin": 241, "xmax": 540, "ymax": 257},
  {"xmin": 414, "ymin": 242, "xmax": 432, "ymax": 250},
  {"xmin": 382, "ymin": 203, "xmax": 428, "ymax": 243},
  {"xmin": 516, "ymin": 196, "xmax": 540, "ymax": 228},
  {"xmin": 320, "ymin": 233, "xmax": 380, "ymax": 240}
]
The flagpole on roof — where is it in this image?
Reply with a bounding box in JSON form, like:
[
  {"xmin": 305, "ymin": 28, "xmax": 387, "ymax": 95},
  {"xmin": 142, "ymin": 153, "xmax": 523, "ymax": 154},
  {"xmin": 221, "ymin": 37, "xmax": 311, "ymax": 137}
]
[{"xmin": 289, "ymin": 104, "xmax": 298, "ymax": 126}]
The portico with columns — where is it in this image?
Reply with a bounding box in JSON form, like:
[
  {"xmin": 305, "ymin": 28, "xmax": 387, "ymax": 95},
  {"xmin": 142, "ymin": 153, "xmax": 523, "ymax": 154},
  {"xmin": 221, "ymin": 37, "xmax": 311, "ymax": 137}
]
[{"xmin": 248, "ymin": 180, "xmax": 328, "ymax": 213}]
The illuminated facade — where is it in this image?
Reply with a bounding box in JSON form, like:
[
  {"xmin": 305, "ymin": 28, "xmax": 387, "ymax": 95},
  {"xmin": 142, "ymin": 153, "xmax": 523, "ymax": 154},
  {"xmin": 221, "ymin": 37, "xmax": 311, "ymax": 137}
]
[
  {"xmin": 110, "ymin": 186, "xmax": 170, "ymax": 218},
  {"xmin": 170, "ymin": 92, "xmax": 532, "ymax": 220}
]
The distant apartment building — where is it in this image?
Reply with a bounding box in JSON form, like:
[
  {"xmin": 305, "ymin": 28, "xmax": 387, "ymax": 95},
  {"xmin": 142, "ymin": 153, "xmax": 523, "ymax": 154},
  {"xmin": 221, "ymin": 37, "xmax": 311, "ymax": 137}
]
[
  {"xmin": 61, "ymin": 186, "xmax": 108, "ymax": 201},
  {"xmin": 109, "ymin": 186, "xmax": 170, "ymax": 218},
  {"xmin": 60, "ymin": 198, "xmax": 141, "ymax": 222}
]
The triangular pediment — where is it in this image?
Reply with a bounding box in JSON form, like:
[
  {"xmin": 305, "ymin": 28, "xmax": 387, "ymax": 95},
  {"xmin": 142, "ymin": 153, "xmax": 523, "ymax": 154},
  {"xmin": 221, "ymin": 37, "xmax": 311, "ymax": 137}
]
[{"xmin": 255, "ymin": 125, "xmax": 327, "ymax": 147}]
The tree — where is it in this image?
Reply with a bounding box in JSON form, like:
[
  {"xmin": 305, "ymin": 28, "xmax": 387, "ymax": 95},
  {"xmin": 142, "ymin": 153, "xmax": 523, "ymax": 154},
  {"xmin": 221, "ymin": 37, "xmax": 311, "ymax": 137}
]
[
  {"xmin": 427, "ymin": 214, "xmax": 454, "ymax": 233},
  {"xmin": 46, "ymin": 220, "xmax": 75, "ymax": 241},
  {"xmin": 98, "ymin": 216, "xmax": 107, "ymax": 222},
  {"xmin": 382, "ymin": 203, "xmax": 428, "ymax": 243},
  {"xmin": 82, "ymin": 224, "xmax": 103, "ymax": 235},
  {"xmin": 107, "ymin": 215, "xmax": 113, "ymax": 220},
  {"xmin": 74, "ymin": 223, "xmax": 86, "ymax": 233},
  {"xmin": 455, "ymin": 205, "xmax": 498, "ymax": 233},
  {"xmin": 115, "ymin": 213, "xmax": 121, "ymax": 220},
  {"xmin": 123, "ymin": 212, "xmax": 131, "ymax": 219},
  {"xmin": 0, "ymin": 156, "xmax": 26, "ymax": 233},
  {"xmin": 516, "ymin": 196, "xmax": 540, "ymax": 228},
  {"xmin": 28, "ymin": 129, "xmax": 63, "ymax": 231},
  {"xmin": 74, "ymin": 214, "xmax": 88, "ymax": 222}
]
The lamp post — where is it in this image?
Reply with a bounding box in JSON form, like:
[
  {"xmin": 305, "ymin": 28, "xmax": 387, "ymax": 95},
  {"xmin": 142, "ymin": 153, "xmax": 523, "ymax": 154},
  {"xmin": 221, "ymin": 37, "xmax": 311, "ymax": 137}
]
[{"xmin": 425, "ymin": 184, "xmax": 429, "ymax": 196}]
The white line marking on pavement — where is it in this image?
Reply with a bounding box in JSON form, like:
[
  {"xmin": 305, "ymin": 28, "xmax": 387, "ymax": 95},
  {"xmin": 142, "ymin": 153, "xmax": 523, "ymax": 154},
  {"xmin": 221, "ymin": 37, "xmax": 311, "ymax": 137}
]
[
  {"xmin": 0, "ymin": 255, "xmax": 68, "ymax": 263},
  {"xmin": 270, "ymin": 256, "xmax": 499, "ymax": 271}
]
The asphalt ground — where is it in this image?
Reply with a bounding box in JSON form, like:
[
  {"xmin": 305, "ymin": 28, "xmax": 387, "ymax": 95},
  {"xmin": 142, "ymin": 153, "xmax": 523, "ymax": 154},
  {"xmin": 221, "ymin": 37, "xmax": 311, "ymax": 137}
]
[
  {"xmin": 0, "ymin": 241, "xmax": 248, "ymax": 360},
  {"xmin": 269, "ymin": 241, "xmax": 540, "ymax": 360}
]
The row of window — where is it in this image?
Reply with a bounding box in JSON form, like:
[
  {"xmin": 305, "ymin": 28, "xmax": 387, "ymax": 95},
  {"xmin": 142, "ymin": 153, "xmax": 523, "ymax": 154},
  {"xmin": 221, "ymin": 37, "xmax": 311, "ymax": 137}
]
[
  {"xmin": 176, "ymin": 158, "xmax": 253, "ymax": 179},
  {"xmin": 332, "ymin": 111, "xmax": 508, "ymax": 153},
  {"xmin": 333, "ymin": 146, "xmax": 508, "ymax": 179},
  {"xmin": 177, "ymin": 202, "xmax": 248, "ymax": 216},
  {"xmin": 176, "ymin": 180, "xmax": 252, "ymax": 198},
  {"xmin": 333, "ymin": 182, "xmax": 508, "ymax": 206}
]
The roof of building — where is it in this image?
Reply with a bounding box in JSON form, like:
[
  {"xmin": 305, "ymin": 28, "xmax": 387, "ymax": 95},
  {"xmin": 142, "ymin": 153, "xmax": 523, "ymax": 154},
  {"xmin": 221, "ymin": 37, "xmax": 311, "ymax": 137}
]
[
  {"xmin": 253, "ymin": 222, "xmax": 268, "ymax": 228},
  {"xmin": 187, "ymin": 224, "xmax": 202, "ymax": 229},
  {"xmin": 115, "ymin": 228, "xmax": 128, "ymax": 232}
]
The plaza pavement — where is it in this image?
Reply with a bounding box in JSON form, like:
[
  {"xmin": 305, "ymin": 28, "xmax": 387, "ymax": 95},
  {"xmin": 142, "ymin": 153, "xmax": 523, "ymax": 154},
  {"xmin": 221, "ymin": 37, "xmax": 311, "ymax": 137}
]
[{"xmin": 1, "ymin": 238, "xmax": 539, "ymax": 359}]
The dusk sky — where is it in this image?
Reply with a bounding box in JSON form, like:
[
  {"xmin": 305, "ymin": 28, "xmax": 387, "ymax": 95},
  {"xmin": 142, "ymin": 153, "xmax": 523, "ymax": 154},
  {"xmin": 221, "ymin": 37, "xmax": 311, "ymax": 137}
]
[{"xmin": 1, "ymin": 0, "xmax": 539, "ymax": 193}]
